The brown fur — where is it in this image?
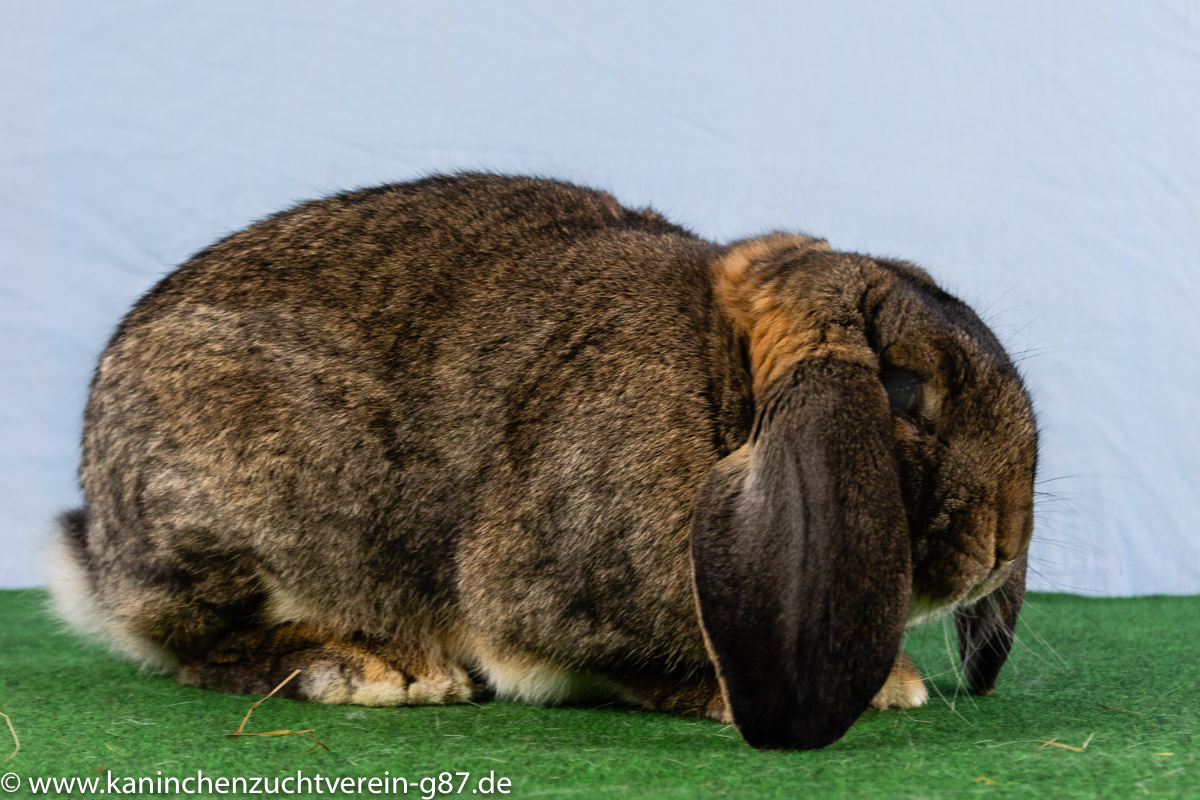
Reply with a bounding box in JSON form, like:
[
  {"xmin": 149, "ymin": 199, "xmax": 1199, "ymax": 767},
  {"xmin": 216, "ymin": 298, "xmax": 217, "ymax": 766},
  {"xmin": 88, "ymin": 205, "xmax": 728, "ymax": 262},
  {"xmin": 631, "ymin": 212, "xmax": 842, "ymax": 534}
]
[
  {"xmin": 619, "ymin": 673, "xmax": 730, "ymax": 722},
  {"xmin": 52, "ymin": 173, "xmax": 1038, "ymax": 751}
]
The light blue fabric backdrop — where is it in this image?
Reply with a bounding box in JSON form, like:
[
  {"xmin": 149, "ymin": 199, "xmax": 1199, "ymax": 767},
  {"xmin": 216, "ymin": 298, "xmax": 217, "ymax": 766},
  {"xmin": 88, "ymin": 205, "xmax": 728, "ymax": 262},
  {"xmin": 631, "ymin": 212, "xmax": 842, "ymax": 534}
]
[{"xmin": 3, "ymin": 1, "xmax": 1198, "ymax": 594}]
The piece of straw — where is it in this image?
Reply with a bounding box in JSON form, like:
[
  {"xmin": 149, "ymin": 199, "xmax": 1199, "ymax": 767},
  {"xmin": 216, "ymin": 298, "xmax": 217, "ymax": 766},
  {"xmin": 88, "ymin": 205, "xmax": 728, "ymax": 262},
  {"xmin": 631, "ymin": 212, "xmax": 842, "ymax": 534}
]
[
  {"xmin": 225, "ymin": 670, "xmax": 329, "ymax": 751},
  {"xmin": 1098, "ymin": 704, "xmax": 1143, "ymax": 715},
  {"xmin": 0, "ymin": 711, "xmax": 17, "ymax": 763},
  {"xmin": 1038, "ymin": 739, "xmax": 1084, "ymax": 752}
]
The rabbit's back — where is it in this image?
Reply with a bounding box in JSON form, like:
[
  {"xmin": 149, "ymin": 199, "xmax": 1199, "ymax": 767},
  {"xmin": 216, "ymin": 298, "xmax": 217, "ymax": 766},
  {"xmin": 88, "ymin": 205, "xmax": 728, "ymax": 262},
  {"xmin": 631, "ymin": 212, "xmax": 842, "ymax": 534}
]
[{"xmin": 77, "ymin": 173, "xmax": 752, "ymax": 675}]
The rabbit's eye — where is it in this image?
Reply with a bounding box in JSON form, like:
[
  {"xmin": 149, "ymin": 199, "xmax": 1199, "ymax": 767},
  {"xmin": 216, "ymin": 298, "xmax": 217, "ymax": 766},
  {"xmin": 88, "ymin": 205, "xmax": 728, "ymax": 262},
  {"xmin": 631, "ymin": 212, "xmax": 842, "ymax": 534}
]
[{"xmin": 881, "ymin": 364, "xmax": 924, "ymax": 419}]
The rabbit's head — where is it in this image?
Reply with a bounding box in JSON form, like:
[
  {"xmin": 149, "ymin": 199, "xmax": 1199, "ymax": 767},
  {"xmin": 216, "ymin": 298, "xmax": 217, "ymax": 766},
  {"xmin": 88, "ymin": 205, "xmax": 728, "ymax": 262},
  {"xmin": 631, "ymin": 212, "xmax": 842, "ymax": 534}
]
[{"xmin": 692, "ymin": 235, "xmax": 1037, "ymax": 749}]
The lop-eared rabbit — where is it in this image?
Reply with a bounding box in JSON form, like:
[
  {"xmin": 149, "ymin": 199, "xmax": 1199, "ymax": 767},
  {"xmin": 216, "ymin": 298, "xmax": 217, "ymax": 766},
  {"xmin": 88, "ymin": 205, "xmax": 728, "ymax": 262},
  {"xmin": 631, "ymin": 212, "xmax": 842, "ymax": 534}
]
[{"xmin": 51, "ymin": 174, "xmax": 1036, "ymax": 750}]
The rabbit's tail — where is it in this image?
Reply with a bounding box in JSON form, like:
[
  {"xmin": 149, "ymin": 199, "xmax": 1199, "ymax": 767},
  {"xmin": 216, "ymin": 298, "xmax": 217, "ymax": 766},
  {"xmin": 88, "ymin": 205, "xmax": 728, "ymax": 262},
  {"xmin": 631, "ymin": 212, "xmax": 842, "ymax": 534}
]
[{"xmin": 46, "ymin": 507, "xmax": 179, "ymax": 672}]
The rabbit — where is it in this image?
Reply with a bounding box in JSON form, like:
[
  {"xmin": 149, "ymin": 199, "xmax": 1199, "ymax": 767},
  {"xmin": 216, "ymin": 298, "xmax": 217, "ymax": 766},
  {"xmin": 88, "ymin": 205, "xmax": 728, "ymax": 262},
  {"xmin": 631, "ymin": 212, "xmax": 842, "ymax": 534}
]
[{"xmin": 48, "ymin": 172, "xmax": 1037, "ymax": 750}]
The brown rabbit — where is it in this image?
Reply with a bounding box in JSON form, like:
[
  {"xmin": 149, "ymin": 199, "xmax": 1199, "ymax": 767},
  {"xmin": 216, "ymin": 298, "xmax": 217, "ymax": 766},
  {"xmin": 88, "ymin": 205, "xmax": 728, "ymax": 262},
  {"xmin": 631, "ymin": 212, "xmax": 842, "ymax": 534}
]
[{"xmin": 49, "ymin": 173, "xmax": 1037, "ymax": 750}]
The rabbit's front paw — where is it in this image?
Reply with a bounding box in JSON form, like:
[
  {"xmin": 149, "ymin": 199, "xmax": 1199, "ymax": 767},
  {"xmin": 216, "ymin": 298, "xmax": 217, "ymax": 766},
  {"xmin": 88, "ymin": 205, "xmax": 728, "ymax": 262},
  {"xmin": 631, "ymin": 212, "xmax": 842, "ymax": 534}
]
[{"xmin": 870, "ymin": 652, "xmax": 928, "ymax": 709}]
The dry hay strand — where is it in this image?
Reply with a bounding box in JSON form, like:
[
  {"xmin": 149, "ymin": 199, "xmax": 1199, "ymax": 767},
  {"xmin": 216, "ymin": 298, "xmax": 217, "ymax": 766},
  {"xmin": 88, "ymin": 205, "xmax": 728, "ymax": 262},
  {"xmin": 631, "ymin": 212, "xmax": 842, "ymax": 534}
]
[
  {"xmin": 226, "ymin": 669, "xmax": 329, "ymax": 752},
  {"xmin": 0, "ymin": 711, "xmax": 17, "ymax": 763},
  {"xmin": 1037, "ymin": 734, "xmax": 1093, "ymax": 753},
  {"xmin": 1098, "ymin": 704, "xmax": 1143, "ymax": 715}
]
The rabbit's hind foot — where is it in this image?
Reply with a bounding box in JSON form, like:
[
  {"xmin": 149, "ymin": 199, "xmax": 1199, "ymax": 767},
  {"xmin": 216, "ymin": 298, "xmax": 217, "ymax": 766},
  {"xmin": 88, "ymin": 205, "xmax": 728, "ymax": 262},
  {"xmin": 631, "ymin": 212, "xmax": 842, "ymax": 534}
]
[{"xmin": 177, "ymin": 622, "xmax": 478, "ymax": 707}]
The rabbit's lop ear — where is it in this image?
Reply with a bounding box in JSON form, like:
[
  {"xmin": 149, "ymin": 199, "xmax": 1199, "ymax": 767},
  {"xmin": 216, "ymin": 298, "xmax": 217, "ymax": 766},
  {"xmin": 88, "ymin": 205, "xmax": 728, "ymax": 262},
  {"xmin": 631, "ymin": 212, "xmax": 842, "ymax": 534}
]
[
  {"xmin": 691, "ymin": 239, "xmax": 911, "ymax": 750},
  {"xmin": 955, "ymin": 552, "xmax": 1026, "ymax": 694}
]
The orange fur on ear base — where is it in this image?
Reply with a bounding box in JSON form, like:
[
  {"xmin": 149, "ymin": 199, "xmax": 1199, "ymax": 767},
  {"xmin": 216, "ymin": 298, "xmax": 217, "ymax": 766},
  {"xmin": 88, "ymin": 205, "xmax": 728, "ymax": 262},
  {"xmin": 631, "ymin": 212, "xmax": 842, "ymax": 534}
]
[{"xmin": 712, "ymin": 234, "xmax": 874, "ymax": 395}]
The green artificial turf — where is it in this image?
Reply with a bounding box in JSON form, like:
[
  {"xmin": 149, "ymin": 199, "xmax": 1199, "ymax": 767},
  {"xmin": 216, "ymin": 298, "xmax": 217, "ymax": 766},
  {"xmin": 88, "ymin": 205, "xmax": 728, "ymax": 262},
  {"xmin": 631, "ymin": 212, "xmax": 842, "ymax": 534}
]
[{"xmin": 0, "ymin": 590, "xmax": 1195, "ymax": 799}]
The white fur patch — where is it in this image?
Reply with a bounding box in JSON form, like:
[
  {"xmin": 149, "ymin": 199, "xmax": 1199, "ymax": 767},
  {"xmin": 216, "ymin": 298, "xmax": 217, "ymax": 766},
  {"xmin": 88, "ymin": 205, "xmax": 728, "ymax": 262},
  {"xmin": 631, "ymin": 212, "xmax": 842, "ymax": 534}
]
[
  {"xmin": 44, "ymin": 533, "xmax": 178, "ymax": 673},
  {"xmin": 300, "ymin": 662, "xmax": 355, "ymax": 704},
  {"xmin": 905, "ymin": 594, "xmax": 957, "ymax": 629},
  {"xmin": 907, "ymin": 679, "xmax": 930, "ymax": 708},
  {"xmin": 476, "ymin": 652, "xmax": 616, "ymax": 705}
]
